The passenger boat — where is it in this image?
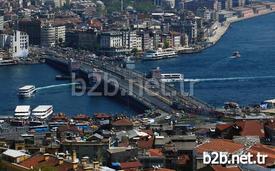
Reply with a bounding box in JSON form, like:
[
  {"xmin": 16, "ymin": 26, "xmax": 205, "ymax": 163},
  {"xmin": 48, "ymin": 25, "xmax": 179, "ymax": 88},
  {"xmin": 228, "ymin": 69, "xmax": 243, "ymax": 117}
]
[
  {"xmin": 0, "ymin": 59, "xmax": 17, "ymax": 66},
  {"xmin": 160, "ymin": 73, "xmax": 184, "ymax": 83},
  {"xmin": 143, "ymin": 48, "xmax": 177, "ymax": 60},
  {"xmin": 32, "ymin": 105, "xmax": 53, "ymax": 120},
  {"xmin": 14, "ymin": 105, "xmax": 31, "ymax": 120},
  {"xmin": 18, "ymin": 85, "xmax": 36, "ymax": 98}
]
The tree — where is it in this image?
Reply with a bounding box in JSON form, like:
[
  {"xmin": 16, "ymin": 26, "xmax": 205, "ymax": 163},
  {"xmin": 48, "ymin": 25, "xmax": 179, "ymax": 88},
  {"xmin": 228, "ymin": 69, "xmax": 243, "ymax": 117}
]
[
  {"xmin": 131, "ymin": 48, "xmax": 138, "ymax": 56},
  {"xmin": 163, "ymin": 40, "xmax": 170, "ymax": 49}
]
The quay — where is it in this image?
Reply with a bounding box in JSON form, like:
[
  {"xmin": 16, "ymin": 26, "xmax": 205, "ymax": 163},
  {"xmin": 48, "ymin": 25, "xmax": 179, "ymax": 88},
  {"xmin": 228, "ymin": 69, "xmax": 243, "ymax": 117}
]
[{"xmin": 45, "ymin": 55, "xmax": 215, "ymax": 115}]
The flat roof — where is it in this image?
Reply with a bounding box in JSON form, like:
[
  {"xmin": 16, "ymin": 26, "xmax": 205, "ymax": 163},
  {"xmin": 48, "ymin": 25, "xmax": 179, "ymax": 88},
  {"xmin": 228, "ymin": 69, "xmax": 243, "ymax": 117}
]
[
  {"xmin": 19, "ymin": 85, "xmax": 35, "ymax": 90},
  {"xmin": 3, "ymin": 149, "xmax": 28, "ymax": 158},
  {"xmin": 15, "ymin": 105, "xmax": 31, "ymax": 113},
  {"xmin": 32, "ymin": 105, "xmax": 53, "ymax": 112}
]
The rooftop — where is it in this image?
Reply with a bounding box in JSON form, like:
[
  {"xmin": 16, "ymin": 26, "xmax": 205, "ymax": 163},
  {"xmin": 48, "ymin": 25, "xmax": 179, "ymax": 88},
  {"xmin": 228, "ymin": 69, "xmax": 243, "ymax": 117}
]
[{"xmin": 15, "ymin": 105, "xmax": 31, "ymax": 113}]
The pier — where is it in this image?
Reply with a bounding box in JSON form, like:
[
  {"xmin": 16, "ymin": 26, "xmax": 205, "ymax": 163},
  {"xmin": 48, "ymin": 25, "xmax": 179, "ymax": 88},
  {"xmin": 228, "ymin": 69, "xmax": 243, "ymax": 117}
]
[{"xmin": 45, "ymin": 56, "xmax": 215, "ymax": 115}]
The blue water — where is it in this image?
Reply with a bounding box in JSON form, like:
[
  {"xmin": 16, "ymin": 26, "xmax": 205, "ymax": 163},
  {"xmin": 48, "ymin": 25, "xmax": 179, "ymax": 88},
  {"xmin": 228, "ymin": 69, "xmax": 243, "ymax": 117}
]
[
  {"xmin": 1, "ymin": 13, "xmax": 275, "ymax": 116},
  {"xmin": 136, "ymin": 12, "xmax": 275, "ymax": 107},
  {"xmin": 0, "ymin": 64, "xmax": 137, "ymax": 116}
]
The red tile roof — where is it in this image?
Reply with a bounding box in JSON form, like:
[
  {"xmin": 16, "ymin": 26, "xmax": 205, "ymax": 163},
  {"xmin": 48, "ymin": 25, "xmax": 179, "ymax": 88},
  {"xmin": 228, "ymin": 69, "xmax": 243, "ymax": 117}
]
[
  {"xmin": 235, "ymin": 120, "xmax": 264, "ymax": 137},
  {"xmin": 138, "ymin": 136, "xmax": 154, "ymax": 149},
  {"xmin": 216, "ymin": 123, "xmax": 232, "ymax": 132},
  {"xmin": 249, "ymin": 144, "xmax": 275, "ymax": 167},
  {"xmin": 120, "ymin": 161, "xmax": 143, "ymax": 169},
  {"xmin": 19, "ymin": 154, "xmax": 84, "ymax": 171},
  {"xmin": 196, "ymin": 139, "xmax": 244, "ymax": 155},
  {"xmin": 112, "ymin": 118, "xmax": 133, "ymax": 127},
  {"xmin": 148, "ymin": 149, "xmax": 163, "ymax": 157},
  {"xmin": 94, "ymin": 113, "xmax": 112, "ymax": 119}
]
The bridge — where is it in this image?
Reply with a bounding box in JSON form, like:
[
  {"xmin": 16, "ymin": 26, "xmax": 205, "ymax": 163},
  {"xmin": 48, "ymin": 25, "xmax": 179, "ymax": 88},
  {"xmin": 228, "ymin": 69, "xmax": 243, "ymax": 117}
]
[{"xmin": 45, "ymin": 54, "xmax": 215, "ymax": 115}]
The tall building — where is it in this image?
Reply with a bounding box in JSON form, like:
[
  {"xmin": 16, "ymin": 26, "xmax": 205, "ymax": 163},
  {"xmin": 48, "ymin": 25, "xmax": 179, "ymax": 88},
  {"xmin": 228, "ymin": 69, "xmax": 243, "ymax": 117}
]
[
  {"xmin": 41, "ymin": 25, "xmax": 66, "ymax": 47},
  {"xmin": 100, "ymin": 31, "xmax": 123, "ymax": 49},
  {"xmin": 0, "ymin": 30, "xmax": 29, "ymax": 58},
  {"xmin": 18, "ymin": 19, "xmax": 41, "ymax": 45},
  {"xmin": 184, "ymin": 19, "xmax": 198, "ymax": 44},
  {"xmin": 10, "ymin": 30, "xmax": 29, "ymax": 58}
]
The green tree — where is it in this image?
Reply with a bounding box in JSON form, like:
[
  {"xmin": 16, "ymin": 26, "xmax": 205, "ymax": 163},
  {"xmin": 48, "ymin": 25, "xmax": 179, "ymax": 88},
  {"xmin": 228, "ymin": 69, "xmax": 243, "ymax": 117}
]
[
  {"xmin": 131, "ymin": 48, "xmax": 138, "ymax": 56},
  {"xmin": 163, "ymin": 40, "xmax": 170, "ymax": 49}
]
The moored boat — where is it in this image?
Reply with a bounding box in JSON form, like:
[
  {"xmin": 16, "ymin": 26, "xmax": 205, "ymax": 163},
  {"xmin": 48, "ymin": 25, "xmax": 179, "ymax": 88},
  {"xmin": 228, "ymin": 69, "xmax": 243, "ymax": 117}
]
[
  {"xmin": 32, "ymin": 105, "xmax": 53, "ymax": 120},
  {"xmin": 143, "ymin": 48, "xmax": 177, "ymax": 60}
]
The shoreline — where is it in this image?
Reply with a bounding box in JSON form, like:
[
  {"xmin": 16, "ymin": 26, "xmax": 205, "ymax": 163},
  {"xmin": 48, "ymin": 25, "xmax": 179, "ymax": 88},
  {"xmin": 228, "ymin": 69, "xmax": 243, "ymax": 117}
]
[{"xmin": 207, "ymin": 9, "xmax": 275, "ymax": 46}]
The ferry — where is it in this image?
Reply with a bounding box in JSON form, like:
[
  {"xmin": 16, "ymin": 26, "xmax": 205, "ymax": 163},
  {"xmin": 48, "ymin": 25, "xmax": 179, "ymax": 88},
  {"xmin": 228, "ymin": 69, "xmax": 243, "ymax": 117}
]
[
  {"xmin": 14, "ymin": 105, "xmax": 31, "ymax": 120},
  {"xmin": 160, "ymin": 73, "xmax": 184, "ymax": 83},
  {"xmin": 32, "ymin": 105, "xmax": 53, "ymax": 120},
  {"xmin": 0, "ymin": 59, "xmax": 17, "ymax": 66},
  {"xmin": 231, "ymin": 51, "xmax": 241, "ymax": 58},
  {"xmin": 143, "ymin": 48, "xmax": 177, "ymax": 60},
  {"xmin": 18, "ymin": 85, "xmax": 36, "ymax": 98}
]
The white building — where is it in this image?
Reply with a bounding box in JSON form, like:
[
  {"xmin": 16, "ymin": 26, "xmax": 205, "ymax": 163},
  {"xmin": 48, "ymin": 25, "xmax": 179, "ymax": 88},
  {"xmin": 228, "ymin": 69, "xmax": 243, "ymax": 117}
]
[
  {"xmin": 0, "ymin": 30, "xmax": 29, "ymax": 58},
  {"xmin": 100, "ymin": 31, "xmax": 123, "ymax": 49},
  {"xmin": 41, "ymin": 25, "xmax": 66, "ymax": 47}
]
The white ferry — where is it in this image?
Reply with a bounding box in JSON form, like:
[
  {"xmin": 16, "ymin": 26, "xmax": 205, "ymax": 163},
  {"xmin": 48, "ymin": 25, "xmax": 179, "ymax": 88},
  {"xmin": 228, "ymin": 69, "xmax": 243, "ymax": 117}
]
[
  {"xmin": 143, "ymin": 48, "xmax": 177, "ymax": 60},
  {"xmin": 32, "ymin": 105, "xmax": 53, "ymax": 120},
  {"xmin": 14, "ymin": 105, "xmax": 31, "ymax": 120},
  {"xmin": 160, "ymin": 73, "xmax": 184, "ymax": 83},
  {"xmin": 18, "ymin": 85, "xmax": 36, "ymax": 98}
]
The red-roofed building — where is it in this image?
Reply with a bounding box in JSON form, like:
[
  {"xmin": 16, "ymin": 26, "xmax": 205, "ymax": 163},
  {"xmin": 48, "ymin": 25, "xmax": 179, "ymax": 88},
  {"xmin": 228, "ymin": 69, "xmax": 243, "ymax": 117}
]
[
  {"xmin": 235, "ymin": 120, "xmax": 265, "ymax": 137},
  {"xmin": 1, "ymin": 151, "xmax": 86, "ymax": 171},
  {"xmin": 120, "ymin": 161, "xmax": 143, "ymax": 171},
  {"xmin": 195, "ymin": 139, "xmax": 244, "ymax": 170},
  {"xmin": 112, "ymin": 118, "xmax": 133, "ymax": 131},
  {"xmin": 215, "ymin": 120, "xmax": 265, "ymax": 139},
  {"xmin": 248, "ymin": 144, "xmax": 275, "ymax": 168}
]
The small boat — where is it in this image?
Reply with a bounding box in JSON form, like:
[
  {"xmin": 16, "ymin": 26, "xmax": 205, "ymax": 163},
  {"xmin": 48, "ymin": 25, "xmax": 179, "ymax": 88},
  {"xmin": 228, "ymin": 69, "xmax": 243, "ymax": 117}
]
[
  {"xmin": 231, "ymin": 51, "xmax": 241, "ymax": 58},
  {"xmin": 18, "ymin": 85, "xmax": 36, "ymax": 98},
  {"xmin": 160, "ymin": 73, "xmax": 184, "ymax": 83},
  {"xmin": 32, "ymin": 105, "xmax": 53, "ymax": 120}
]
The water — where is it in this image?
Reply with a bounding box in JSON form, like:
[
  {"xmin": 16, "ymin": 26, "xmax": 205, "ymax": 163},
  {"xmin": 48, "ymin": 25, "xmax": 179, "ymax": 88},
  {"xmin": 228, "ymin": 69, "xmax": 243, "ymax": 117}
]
[
  {"xmin": 1, "ymin": 13, "xmax": 275, "ymax": 115},
  {"xmin": 135, "ymin": 12, "xmax": 275, "ymax": 107},
  {"xmin": 0, "ymin": 64, "xmax": 137, "ymax": 116}
]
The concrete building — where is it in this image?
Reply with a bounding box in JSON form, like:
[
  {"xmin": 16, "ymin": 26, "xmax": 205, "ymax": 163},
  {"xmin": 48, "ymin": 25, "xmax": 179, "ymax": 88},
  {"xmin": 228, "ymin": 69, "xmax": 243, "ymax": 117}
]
[
  {"xmin": 41, "ymin": 25, "xmax": 66, "ymax": 47},
  {"xmin": 100, "ymin": 31, "xmax": 123, "ymax": 49},
  {"xmin": 0, "ymin": 30, "xmax": 29, "ymax": 58},
  {"xmin": 10, "ymin": 30, "xmax": 29, "ymax": 58},
  {"xmin": 184, "ymin": 19, "xmax": 198, "ymax": 44}
]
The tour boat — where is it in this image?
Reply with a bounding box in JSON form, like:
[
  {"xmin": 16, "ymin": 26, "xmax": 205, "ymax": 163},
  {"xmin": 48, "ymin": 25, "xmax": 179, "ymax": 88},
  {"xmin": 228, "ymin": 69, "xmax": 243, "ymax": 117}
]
[
  {"xmin": 18, "ymin": 85, "xmax": 36, "ymax": 98},
  {"xmin": 160, "ymin": 73, "xmax": 184, "ymax": 83},
  {"xmin": 32, "ymin": 105, "xmax": 53, "ymax": 120},
  {"xmin": 14, "ymin": 105, "xmax": 31, "ymax": 120},
  {"xmin": 143, "ymin": 48, "xmax": 177, "ymax": 60}
]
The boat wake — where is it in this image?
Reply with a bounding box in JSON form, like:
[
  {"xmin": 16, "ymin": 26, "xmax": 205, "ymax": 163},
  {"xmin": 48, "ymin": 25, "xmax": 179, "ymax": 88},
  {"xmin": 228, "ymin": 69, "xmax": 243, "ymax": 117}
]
[
  {"xmin": 36, "ymin": 83, "xmax": 78, "ymax": 91},
  {"xmin": 184, "ymin": 75, "xmax": 275, "ymax": 82}
]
